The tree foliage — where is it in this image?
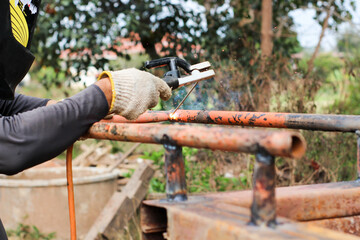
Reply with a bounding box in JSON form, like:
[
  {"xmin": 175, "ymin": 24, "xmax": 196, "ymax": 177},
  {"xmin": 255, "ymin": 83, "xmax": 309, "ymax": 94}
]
[
  {"xmin": 188, "ymin": 0, "xmax": 356, "ymax": 111},
  {"xmin": 331, "ymin": 27, "xmax": 360, "ymax": 115},
  {"xmin": 121, "ymin": 0, "xmax": 203, "ymax": 60},
  {"xmin": 337, "ymin": 28, "xmax": 360, "ymax": 54},
  {"xmin": 193, "ymin": 0, "xmax": 355, "ymax": 64},
  {"xmin": 31, "ymin": 0, "xmax": 356, "ymax": 88},
  {"xmin": 33, "ymin": 0, "xmax": 124, "ymax": 87},
  {"xmin": 32, "ymin": 0, "xmax": 201, "ymax": 88}
]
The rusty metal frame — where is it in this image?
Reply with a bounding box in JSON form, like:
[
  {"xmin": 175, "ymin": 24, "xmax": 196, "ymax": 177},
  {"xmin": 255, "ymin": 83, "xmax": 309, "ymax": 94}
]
[
  {"xmin": 141, "ymin": 181, "xmax": 360, "ymax": 240},
  {"xmin": 104, "ymin": 109, "xmax": 360, "ymax": 180},
  {"xmin": 86, "ymin": 109, "xmax": 360, "ymax": 239}
]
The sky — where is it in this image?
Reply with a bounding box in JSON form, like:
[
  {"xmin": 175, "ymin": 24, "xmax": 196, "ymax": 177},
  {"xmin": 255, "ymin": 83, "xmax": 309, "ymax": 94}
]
[{"xmin": 289, "ymin": 0, "xmax": 360, "ymax": 51}]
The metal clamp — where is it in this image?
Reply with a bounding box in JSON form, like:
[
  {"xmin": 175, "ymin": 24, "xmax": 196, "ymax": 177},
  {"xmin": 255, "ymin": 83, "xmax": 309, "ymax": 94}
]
[{"xmin": 145, "ymin": 57, "xmax": 215, "ymax": 90}]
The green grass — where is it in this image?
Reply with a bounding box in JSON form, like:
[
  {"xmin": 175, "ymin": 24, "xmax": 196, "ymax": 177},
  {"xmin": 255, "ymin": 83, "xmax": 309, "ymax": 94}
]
[
  {"xmin": 141, "ymin": 147, "xmax": 251, "ymax": 194},
  {"xmin": 7, "ymin": 223, "xmax": 55, "ymax": 240}
]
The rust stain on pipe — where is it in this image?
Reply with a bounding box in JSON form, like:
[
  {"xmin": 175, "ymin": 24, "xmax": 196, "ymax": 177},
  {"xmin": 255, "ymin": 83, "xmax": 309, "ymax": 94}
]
[
  {"xmin": 170, "ymin": 110, "xmax": 285, "ymax": 127},
  {"xmin": 86, "ymin": 123, "xmax": 306, "ymax": 158}
]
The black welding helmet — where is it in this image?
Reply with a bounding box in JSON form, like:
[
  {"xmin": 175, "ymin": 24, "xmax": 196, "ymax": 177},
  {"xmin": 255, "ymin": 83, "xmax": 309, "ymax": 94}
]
[{"xmin": 0, "ymin": 0, "xmax": 41, "ymax": 100}]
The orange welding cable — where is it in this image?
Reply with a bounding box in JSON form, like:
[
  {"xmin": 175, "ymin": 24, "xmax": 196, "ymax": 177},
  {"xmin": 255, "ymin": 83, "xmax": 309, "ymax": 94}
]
[{"xmin": 66, "ymin": 144, "xmax": 77, "ymax": 240}]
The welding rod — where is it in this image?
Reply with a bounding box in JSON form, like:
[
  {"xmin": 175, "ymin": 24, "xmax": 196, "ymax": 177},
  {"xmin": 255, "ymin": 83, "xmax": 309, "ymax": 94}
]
[{"xmin": 171, "ymin": 82, "xmax": 198, "ymax": 116}]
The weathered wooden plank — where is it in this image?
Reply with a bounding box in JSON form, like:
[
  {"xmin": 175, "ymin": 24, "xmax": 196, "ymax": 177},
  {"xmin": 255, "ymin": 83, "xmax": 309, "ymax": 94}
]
[{"xmin": 85, "ymin": 163, "xmax": 154, "ymax": 240}]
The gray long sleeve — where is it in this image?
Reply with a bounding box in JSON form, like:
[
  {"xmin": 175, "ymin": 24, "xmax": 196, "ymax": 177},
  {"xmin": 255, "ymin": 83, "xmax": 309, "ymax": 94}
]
[
  {"xmin": 0, "ymin": 85, "xmax": 109, "ymax": 175},
  {"xmin": 0, "ymin": 94, "xmax": 50, "ymax": 116}
]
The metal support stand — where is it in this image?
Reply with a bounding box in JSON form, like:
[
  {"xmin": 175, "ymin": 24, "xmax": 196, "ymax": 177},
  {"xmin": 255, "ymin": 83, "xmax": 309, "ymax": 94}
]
[
  {"xmin": 356, "ymin": 130, "xmax": 360, "ymax": 180},
  {"xmin": 164, "ymin": 143, "xmax": 188, "ymax": 202},
  {"xmin": 250, "ymin": 150, "xmax": 276, "ymax": 227}
]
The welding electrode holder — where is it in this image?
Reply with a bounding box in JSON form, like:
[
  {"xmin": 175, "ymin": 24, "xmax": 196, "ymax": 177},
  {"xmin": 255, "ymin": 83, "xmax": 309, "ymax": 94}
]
[
  {"xmin": 145, "ymin": 57, "xmax": 215, "ymax": 90},
  {"xmin": 145, "ymin": 57, "xmax": 191, "ymax": 90},
  {"xmin": 161, "ymin": 76, "xmax": 180, "ymax": 90},
  {"xmin": 145, "ymin": 57, "xmax": 192, "ymax": 76}
]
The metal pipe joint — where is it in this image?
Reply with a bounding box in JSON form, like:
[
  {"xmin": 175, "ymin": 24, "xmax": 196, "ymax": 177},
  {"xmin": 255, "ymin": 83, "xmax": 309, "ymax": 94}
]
[
  {"xmin": 250, "ymin": 149, "xmax": 277, "ymax": 227},
  {"xmin": 162, "ymin": 136, "xmax": 188, "ymax": 202}
]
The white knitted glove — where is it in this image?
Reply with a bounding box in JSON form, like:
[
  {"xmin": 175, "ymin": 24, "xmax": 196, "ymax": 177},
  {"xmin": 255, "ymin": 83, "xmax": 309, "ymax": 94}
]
[{"xmin": 98, "ymin": 68, "xmax": 172, "ymax": 120}]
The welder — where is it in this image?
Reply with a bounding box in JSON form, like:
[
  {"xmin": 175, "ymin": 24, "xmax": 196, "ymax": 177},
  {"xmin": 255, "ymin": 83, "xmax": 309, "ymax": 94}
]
[{"xmin": 0, "ymin": 1, "xmax": 172, "ymax": 238}]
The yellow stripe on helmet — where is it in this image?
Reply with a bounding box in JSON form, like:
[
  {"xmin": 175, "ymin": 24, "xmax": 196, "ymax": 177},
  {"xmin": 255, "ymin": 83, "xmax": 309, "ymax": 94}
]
[
  {"xmin": 9, "ymin": 0, "xmax": 29, "ymax": 47},
  {"xmin": 10, "ymin": 12, "xmax": 26, "ymax": 43}
]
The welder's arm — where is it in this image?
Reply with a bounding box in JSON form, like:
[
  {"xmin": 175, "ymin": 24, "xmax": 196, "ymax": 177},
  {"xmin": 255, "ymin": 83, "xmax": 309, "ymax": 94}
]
[
  {"xmin": 0, "ymin": 94, "xmax": 50, "ymax": 116},
  {"xmin": 0, "ymin": 84, "xmax": 108, "ymax": 175},
  {"xmin": 0, "ymin": 69, "xmax": 171, "ymax": 175}
]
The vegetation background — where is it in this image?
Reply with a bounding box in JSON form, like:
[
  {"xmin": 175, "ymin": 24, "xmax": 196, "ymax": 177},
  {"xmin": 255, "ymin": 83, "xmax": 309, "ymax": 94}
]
[{"xmin": 9, "ymin": 0, "xmax": 360, "ymax": 239}]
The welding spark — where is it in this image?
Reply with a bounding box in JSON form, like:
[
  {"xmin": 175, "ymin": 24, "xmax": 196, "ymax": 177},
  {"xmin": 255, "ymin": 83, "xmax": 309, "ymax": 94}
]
[{"xmin": 169, "ymin": 112, "xmax": 178, "ymax": 120}]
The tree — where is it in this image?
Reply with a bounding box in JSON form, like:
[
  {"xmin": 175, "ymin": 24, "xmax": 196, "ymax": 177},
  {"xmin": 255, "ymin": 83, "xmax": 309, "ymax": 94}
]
[
  {"xmin": 32, "ymin": 0, "xmax": 125, "ymax": 88},
  {"xmin": 192, "ymin": 0, "xmax": 356, "ymax": 111},
  {"xmin": 32, "ymin": 0, "xmax": 201, "ymax": 88},
  {"xmin": 193, "ymin": 0, "xmax": 356, "ymax": 64},
  {"xmin": 32, "ymin": 0, "xmax": 356, "ymax": 93},
  {"xmin": 332, "ymin": 28, "xmax": 360, "ymax": 115},
  {"xmin": 120, "ymin": 1, "xmax": 203, "ymax": 61},
  {"xmin": 337, "ymin": 28, "xmax": 360, "ymax": 54},
  {"xmin": 260, "ymin": 0, "xmax": 273, "ymax": 71}
]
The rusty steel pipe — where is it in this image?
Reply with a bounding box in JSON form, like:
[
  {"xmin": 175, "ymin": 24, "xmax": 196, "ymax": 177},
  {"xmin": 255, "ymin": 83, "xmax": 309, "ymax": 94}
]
[
  {"xmin": 101, "ymin": 111, "xmax": 170, "ymax": 124},
  {"xmin": 169, "ymin": 110, "xmax": 360, "ymax": 132},
  {"xmin": 86, "ymin": 123, "xmax": 306, "ymax": 158},
  {"xmin": 102, "ymin": 110, "xmax": 360, "ymax": 132},
  {"xmin": 164, "ymin": 143, "xmax": 187, "ymax": 202},
  {"xmin": 250, "ymin": 151, "xmax": 276, "ymax": 227}
]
